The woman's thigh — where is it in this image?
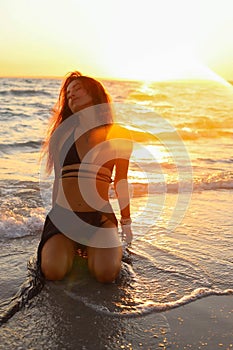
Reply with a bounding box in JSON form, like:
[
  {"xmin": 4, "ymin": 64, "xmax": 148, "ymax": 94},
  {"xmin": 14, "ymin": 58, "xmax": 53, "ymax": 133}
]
[
  {"xmin": 41, "ymin": 233, "xmax": 77, "ymax": 280},
  {"xmin": 87, "ymin": 219, "xmax": 123, "ymax": 283}
]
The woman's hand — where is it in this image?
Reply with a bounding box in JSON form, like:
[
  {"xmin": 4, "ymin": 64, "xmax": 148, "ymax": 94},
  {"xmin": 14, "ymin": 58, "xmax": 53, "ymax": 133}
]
[
  {"xmin": 120, "ymin": 217, "xmax": 133, "ymax": 245},
  {"xmin": 121, "ymin": 224, "xmax": 133, "ymax": 245}
]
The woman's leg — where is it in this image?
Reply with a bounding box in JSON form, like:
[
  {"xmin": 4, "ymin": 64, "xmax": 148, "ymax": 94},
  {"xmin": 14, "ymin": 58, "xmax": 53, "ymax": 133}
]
[
  {"xmin": 87, "ymin": 214, "xmax": 123, "ymax": 283},
  {"xmin": 41, "ymin": 234, "xmax": 77, "ymax": 281},
  {"xmin": 87, "ymin": 246, "xmax": 123, "ymax": 283}
]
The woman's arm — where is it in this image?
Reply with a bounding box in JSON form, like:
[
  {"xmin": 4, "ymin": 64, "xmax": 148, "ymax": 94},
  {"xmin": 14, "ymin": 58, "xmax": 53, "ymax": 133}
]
[
  {"xmin": 51, "ymin": 159, "xmax": 60, "ymax": 207},
  {"xmin": 111, "ymin": 125, "xmax": 133, "ymax": 244},
  {"xmin": 52, "ymin": 175, "xmax": 59, "ymax": 207},
  {"xmin": 114, "ymin": 157, "xmax": 133, "ymax": 244},
  {"xmin": 112, "ymin": 125, "xmax": 133, "ymax": 217},
  {"xmin": 114, "ymin": 158, "xmax": 131, "ymax": 219}
]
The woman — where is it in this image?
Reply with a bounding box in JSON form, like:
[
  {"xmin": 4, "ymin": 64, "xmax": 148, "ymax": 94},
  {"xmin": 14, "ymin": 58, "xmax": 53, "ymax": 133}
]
[{"xmin": 37, "ymin": 71, "xmax": 133, "ymax": 283}]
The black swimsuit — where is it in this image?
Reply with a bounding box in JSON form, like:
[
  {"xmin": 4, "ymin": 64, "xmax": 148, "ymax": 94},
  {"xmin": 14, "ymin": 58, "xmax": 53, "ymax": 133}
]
[
  {"xmin": 37, "ymin": 130, "xmax": 117, "ymax": 266},
  {"xmin": 60, "ymin": 130, "xmax": 81, "ymax": 166}
]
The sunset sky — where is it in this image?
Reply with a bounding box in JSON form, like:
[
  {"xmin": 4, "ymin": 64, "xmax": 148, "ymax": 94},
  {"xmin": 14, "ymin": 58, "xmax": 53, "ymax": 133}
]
[{"xmin": 1, "ymin": 0, "xmax": 233, "ymax": 82}]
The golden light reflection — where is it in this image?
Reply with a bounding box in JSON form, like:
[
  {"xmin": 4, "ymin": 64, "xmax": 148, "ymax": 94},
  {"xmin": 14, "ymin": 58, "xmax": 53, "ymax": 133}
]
[{"xmin": 144, "ymin": 145, "xmax": 168, "ymax": 164}]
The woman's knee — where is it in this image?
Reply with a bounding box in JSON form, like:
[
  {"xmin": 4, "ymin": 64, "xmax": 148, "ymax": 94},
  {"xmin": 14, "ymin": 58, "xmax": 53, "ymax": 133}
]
[
  {"xmin": 88, "ymin": 247, "xmax": 122, "ymax": 283},
  {"xmin": 94, "ymin": 264, "xmax": 121, "ymax": 283},
  {"xmin": 41, "ymin": 260, "xmax": 68, "ymax": 281},
  {"xmin": 40, "ymin": 234, "xmax": 76, "ymax": 281}
]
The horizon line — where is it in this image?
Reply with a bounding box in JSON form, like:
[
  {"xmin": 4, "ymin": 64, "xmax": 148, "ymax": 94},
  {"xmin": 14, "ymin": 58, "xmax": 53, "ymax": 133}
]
[{"xmin": 0, "ymin": 74, "xmax": 232, "ymax": 85}]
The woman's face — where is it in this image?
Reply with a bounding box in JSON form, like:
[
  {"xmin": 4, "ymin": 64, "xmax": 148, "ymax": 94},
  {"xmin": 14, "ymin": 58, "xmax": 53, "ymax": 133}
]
[{"xmin": 66, "ymin": 79, "xmax": 92, "ymax": 113}]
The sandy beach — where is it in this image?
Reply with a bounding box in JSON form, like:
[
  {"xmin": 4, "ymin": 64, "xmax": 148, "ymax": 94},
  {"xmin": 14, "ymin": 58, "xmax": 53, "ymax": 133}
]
[
  {"xmin": 166, "ymin": 296, "xmax": 233, "ymax": 349},
  {"xmin": 0, "ymin": 242, "xmax": 232, "ymax": 350}
]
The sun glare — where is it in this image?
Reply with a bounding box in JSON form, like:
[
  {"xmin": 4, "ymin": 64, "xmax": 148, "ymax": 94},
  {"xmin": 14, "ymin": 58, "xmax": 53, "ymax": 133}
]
[
  {"xmin": 144, "ymin": 145, "xmax": 168, "ymax": 164},
  {"xmin": 1, "ymin": 0, "xmax": 233, "ymax": 81},
  {"xmin": 102, "ymin": 46, "xmax": 231, "ymax": 85}
]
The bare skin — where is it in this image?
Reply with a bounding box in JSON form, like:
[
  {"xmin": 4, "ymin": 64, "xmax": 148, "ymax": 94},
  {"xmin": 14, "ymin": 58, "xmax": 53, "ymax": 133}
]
[
  {"xmin": 41, "ymin": 81, "xmax": 131, "ymax": 283},
  {"xmin": 41, "ymin": 234, "xmax": 122, "ymax": 283},
  {"xmin": 41, "ymin": 234, "xmax": 76, "ymax": 281}
]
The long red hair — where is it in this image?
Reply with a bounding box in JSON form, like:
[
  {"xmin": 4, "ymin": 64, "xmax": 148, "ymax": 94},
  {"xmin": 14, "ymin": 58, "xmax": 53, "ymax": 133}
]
[{"xmin": 41, "ymin": 71, "xmax": 112, "ymax": 174}]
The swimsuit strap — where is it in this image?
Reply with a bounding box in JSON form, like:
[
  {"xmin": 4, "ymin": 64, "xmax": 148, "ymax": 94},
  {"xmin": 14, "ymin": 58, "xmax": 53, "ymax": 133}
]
[
  {"xmin": 60, "ymin": 130, "xmax": 81, "ymax": 167},
  {"xmin": 61, "ymin": 163, "xmax": 113, "ymax": 183}
]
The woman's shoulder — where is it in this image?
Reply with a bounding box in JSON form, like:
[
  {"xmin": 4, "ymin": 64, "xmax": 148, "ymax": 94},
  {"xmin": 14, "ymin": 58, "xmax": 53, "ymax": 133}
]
[{"xmin": 107, "ymin": 124, "xmax": 132, "ymax": 140}]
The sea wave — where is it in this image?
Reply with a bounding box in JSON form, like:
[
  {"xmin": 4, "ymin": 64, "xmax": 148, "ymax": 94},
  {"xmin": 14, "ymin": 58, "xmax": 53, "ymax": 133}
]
[
  {"xmin": 0, "ymin": 89, "xmax": 51, "ymax": 97},
  {"xmin": 0, "ymin": 177, "xmax": 232, "ymax": 241},
  {"xmin": 177, "ymin": 116, "xmax": 233, "ymax": 130},
  {"xmin": 0, "ymin": 140, "xmax": 42, "ymax": 153},
  {"xmin": 129, "ymin": 91, "xmax": 168, "ymax": 101},
  {"xmin": 197, "ymin": 157, "xmax": 233, "ymax": 164},
  {"xmin": 126, "ymin": 179, "xmax": 233, "ymax": 195},
  {"xmin": 65, "ymin": 286, "xmax": 233, "ymax": 318},
  {"xmin": 130, "ymin": 128, "xmax": 233, "ymax": 142},
  {"xmin": 173, "ymin": 129, "xmax": 233, "ymax": 141},
  {"xmin": 0, "ymin": 207, "xmax": 45, "ymax": 240}
]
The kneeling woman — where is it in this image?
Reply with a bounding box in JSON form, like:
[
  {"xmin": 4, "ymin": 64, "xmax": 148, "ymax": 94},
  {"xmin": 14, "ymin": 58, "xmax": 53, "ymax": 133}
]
[{"xmin": 37, "ymin": 71, "xmax": 133, "ymax": 283}]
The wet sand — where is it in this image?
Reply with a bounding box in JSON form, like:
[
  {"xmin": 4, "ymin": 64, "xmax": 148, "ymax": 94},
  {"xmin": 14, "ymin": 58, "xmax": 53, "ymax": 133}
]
[
  {"xmin": 0, "ymin": 236, "xmax": 232, "ymax": 349},
  {"xmin": 166, "ymin": 296, "xmax": 233, "ymax": 349}
]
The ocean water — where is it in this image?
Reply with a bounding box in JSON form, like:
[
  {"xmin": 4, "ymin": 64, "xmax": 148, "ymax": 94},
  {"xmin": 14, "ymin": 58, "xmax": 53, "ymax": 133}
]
[{"xmin": 0, "ymin": 77, "xmax": 233, "ymax": 347}]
